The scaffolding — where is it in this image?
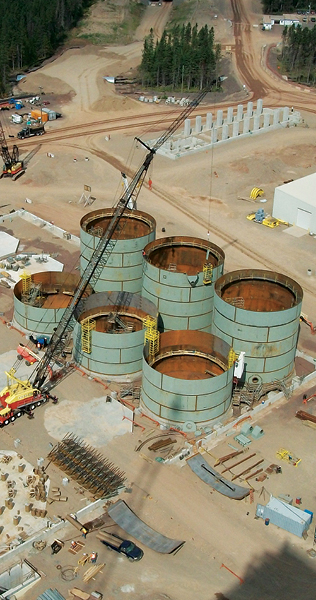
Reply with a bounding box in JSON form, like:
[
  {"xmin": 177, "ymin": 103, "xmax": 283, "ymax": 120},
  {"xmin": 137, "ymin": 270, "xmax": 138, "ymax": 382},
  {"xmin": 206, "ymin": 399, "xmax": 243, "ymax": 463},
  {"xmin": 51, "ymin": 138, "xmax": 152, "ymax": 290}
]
[
  {"xmin": 228, "ymin": 348, "xmax": 238, "ymax": 369},
  {"xmin": 203, "ymin": 263, "xmax": 213, "ymax": 285},
  {"xmin": 20, "ymin": 272, "xmax": 43, "ymax": 306},
  {"xmin": 20, "ymin": 272, "xmax": 31, "ymax": 296},
  {"xmin": 143, "ymin": 315, "xmax": 159, "ymax": 359},
  {"xmin": 81, "ymin": 318, "xmax": 96, "ymax": 353}
]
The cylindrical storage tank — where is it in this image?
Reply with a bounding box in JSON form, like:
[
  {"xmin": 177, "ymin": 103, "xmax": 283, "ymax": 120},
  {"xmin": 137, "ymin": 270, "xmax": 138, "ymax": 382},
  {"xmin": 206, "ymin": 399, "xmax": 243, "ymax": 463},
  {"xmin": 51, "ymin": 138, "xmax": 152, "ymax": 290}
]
[
  {"xmin": 212, "ymin": 269, "xmax": 303, "ymax": 384},
  {"xmin": 13, "ymin": 272, "xmax": 92, "ymax": 336},
  {"xmin": 142, "ymin": 236, "xmax": 225, "ymax": 332},
  {"xmin": 80, "ymin": 209, "xmax": 156, "ymax": 293},
  {"xmin": 73, "ymin": 291, "xmax": 157, "ymax": 380},
  {"xmin": 141, "ymin": 330, "xmax": 233, "ymax": 429}
]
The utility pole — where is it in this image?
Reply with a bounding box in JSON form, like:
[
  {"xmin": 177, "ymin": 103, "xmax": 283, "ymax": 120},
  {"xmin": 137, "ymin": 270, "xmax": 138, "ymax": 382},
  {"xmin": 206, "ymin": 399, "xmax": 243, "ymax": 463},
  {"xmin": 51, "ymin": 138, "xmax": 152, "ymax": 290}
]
[{"xmin": 39, "ymin": 86, "xmax": 43, "ymax": 124}]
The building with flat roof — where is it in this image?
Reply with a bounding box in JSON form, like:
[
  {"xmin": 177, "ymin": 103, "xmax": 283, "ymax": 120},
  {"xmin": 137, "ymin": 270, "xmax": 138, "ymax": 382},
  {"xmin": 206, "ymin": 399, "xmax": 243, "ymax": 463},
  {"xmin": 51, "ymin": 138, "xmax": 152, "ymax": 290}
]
[{"xmin": 273, "ymin": 172, "xmax": 316, "ymax": 232}]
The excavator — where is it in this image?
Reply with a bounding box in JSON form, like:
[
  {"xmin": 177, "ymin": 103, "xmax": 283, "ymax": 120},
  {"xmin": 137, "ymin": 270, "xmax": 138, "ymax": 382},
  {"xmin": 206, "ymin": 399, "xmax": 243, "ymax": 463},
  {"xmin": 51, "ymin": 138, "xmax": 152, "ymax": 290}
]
[
  {"xmin": 0, "ymin": 88, "xmax": 211, "ymax": 426},
  {"xmin": 0, "ymin": 117, "xmax": 25, "ymax": 180}
]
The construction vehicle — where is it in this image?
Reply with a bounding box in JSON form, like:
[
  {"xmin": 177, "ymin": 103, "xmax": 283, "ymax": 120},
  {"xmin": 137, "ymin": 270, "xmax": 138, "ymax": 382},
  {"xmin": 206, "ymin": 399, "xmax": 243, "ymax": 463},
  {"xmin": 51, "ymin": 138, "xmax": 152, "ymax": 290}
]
[
  {"xmin": 17, "ymin": 123, "xmax": 45, "ymax": 139},
  {"xmin": 0, "ymin": 88, "xmax": 210, "ymax": 425},
  {"xmin": 17, "ymin": 343, "xmax": 39, "ymax": 365},
  {"xmin": 96, "ymin": 530, "xmax": 144, "ymax": 561},
  {"xmin": 0, "ymin": 369, "xmax": 48, "ymax": 427},
  {"xmin": 0, "ymin": 117, "xmax": 24, "ymax": 180}
]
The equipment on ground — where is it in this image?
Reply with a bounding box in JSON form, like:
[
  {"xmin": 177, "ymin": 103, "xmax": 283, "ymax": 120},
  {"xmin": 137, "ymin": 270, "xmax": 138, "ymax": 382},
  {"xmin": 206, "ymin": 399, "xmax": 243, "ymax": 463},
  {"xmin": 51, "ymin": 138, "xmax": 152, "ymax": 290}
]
[
  {"xmin": 0, "ymin": 117, "xmax": 24, "ymax": 179},
  {"xmin": 17, "ymin": 123, "xmax": 45, "ymax": 139},
  {"xmin": 247, "ymin": 208, "xmax": 280, "ymax": 228},
  {"xmin": 0, "ymin": 88, "xmax": 210, "ymax": 423},
  {"xmin": 276, "ymin": 448, "xmax": 301, "ymax": 466},
  {"xmin": 17, "ymin": 343, "xmax": 39, "ymax": 365},
  {"xmin": 0, "ymin": 369, "xmax": 48, "ymax": 427}
]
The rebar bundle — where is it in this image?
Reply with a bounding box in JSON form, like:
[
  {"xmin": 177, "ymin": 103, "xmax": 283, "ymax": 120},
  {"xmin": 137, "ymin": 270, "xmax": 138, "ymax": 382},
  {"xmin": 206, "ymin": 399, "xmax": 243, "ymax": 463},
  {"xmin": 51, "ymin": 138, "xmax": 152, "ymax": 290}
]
[{"xmin": 47, "ymin": 433, "xmax": 126, "ymax": 498}]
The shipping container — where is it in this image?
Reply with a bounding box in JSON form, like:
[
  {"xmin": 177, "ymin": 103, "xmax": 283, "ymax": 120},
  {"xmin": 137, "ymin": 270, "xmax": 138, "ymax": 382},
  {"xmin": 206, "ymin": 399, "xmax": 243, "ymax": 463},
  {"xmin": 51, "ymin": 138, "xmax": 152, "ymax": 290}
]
[
  {"xmin": 42, "ymin": 108, "xmax": 57, "ymax": 120},
  {"xmin": 30, "ymin": 109, "xmax": 48, "ymax": 123}
]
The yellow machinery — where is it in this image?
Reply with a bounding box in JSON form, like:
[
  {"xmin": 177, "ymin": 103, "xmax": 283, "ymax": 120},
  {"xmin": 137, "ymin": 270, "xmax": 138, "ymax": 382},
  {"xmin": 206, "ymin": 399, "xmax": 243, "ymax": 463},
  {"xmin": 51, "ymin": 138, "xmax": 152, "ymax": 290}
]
[
  {"xmin": 276, "ymin": 448, "xmax": 301, "ymax": 467},
  {"xmin": 250, "ymin": 187, "xmax": 264, "ymax": 200}
]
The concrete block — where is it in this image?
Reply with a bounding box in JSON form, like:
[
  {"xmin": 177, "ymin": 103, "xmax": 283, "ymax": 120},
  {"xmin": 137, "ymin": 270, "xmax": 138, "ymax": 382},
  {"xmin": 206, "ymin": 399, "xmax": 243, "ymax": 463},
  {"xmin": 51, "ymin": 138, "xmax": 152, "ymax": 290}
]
[
  {"xmin": 233, "ymin": 120, "xmax": 239, "ymax": 137},
  {"xmin": 195, "ymin": 115, "xmax": 202, "ymax": 133},
  {"xmin": 216, "ymin": 109, "xmax": 223, "ymax": 126},
  {"xmin": 273, "ymin": 109, "xmax": 280, "ymax": 125},
  {"xmin": 283, "ymin": 106, "xmax": 289, "ymax": 122},
  {"xmin": 222, "ymin": 123, "xmax": 228, "ymax": 141},
  {"xmin": 211, "ymin": 127, "xmax": 217, "ymax": 143},
  {"xmin": 256, "ymin": 99, "xmax": 263, "ymax": 115},
  {"xmin": 243, "ymin": 116, "xmax": 250, "ymax": 134},
  {"xmin": 263, "ymin": 112, "xmax": 270, "ymax": 127},
  {"xmin": 226, "ymin": 106, "xmax": 233, "ymax": 124},
  {"xmin": 184, "ymin": 119, "xmax": 191, "ymax": 137},
  {"xmin": 246, "ymin": 101, "xmax": 253, "ymax": 117},
  {"xmin": 253, "ymin": 115, "xmax": 260, "ymax": 131},
  {"xmin": 206, "ymin": 112, "xmax": 213, "ymax": 130},
  {"xmin": 237, "ymin": 104, "xmax": 243, "ymax": 120}
]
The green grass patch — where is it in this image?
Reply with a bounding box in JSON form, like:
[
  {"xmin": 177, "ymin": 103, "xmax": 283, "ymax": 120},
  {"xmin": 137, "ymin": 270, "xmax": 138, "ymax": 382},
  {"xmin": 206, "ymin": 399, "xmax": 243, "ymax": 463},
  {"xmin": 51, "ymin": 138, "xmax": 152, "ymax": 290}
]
[
  {"xmin": 76, "ymin": 1, "xmax": 146, "ymax": 46},
  {"xmin": 167, "ymin": 0, "xmax": 196, "ymax": 28}
]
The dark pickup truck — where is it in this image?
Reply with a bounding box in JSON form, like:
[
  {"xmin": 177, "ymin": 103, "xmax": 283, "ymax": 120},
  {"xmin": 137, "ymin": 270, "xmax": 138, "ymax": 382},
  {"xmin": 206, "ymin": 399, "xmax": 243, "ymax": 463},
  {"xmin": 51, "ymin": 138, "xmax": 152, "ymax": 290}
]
[{"xmin": 96, "ymin": 530, "xmax": 143, "ymax": 561}]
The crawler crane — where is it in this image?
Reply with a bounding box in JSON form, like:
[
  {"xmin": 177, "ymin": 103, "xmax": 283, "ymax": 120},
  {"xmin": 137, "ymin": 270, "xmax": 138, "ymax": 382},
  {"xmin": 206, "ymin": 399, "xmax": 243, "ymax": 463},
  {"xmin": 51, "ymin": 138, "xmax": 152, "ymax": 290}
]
[
  {"xmin": 0, "ymin": 89, "xmax": 210, "ymax": 425},
  {"xmin": 0, "ymin": 117, "xmax": 24, "ymax": 180}
]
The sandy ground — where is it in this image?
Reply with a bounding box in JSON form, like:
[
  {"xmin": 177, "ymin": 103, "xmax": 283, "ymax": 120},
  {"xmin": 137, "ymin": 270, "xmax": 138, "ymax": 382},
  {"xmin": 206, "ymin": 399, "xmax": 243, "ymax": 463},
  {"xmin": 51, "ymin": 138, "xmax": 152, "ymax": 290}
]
[{"xmin": 0, "ymin": 1, "xmax": 316, "ymax": 599}]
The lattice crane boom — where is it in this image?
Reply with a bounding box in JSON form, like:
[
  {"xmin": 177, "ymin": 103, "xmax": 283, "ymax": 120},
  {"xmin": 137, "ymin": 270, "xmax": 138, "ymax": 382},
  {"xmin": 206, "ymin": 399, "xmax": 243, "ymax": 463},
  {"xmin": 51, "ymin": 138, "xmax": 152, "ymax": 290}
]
[{"xmin": 31, "ymin": 89, "xmax": 210, "ymax": 390}]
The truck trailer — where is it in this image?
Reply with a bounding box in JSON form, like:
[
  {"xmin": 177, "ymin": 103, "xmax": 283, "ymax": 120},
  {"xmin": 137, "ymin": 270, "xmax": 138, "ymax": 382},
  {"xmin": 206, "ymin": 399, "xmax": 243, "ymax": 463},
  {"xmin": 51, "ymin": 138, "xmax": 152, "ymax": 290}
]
[{"xmin": 17, "ymin": 124, "xmax": 45, "ymax": 139}]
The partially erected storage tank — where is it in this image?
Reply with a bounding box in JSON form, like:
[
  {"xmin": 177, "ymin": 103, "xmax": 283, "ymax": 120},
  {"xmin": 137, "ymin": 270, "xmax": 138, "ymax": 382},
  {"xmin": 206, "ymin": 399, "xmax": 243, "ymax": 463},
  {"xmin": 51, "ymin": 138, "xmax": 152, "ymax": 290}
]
[
  {"xmin": 141, "ymin": 330, "xmax": 233, "ymax": 429},
  {"xmin": 73, "ymin": 291, "xmax": 157, "ymax": 379},
  {"xmin": 142, "ymin": 236, "xmax": 225, "ymax": 332},
  {"xmin": 212, "ymin": 269, "xmax": 303, "ymax": 384},
  {"xmin": 13, "ymin": 272, "xmax": 91, "ymax": 336},
  {"xmin": 80, "ymin": 209, "xmax": 156, "ymax": 293}
]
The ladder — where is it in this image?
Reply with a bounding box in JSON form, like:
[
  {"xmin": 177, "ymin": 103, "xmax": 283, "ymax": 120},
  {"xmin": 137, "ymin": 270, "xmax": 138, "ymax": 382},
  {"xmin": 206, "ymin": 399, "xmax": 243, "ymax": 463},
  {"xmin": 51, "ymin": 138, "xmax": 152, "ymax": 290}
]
[{"xmin": 81, "ymin": 318, "xmax": 96, "ymax": 353}]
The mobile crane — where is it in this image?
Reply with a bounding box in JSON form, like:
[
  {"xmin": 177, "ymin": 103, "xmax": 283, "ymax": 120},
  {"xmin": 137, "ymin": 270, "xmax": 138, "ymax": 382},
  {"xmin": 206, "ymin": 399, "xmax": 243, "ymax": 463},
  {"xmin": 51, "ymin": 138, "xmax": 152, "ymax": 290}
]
[
  {"xmin": 0, "ymin": 117, "xmax": 24, "ymax": 180},
  {"xmin": 0, "ymin": 89, "xmax": 210, "ymax": 426}
]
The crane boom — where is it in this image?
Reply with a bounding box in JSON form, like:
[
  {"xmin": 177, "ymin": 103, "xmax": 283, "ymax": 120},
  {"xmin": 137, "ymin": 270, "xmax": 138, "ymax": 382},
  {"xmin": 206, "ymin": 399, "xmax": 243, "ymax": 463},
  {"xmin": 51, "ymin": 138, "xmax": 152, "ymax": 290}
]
[
  {"xmin": 31, "ymin": 88, "xmax": 210, "ymax": 390},
  {"xmin": 0, "ymin": 118, "xmax": 24, "ymax": 180}
]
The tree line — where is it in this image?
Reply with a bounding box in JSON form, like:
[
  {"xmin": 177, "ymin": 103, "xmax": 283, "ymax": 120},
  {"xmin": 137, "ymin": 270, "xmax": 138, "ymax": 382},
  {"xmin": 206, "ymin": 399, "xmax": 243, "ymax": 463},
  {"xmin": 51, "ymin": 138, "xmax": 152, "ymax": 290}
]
[
  {"xmin": 281, "ymin": 24, "xmax": 316, "ymax": 84},
  {"xmin": 262, "ymin": 0, "xmax": 316, "ymax": 13},
  {"xmin": 139, "ymin": 23, "xmax": 221, "ymax": 91},
  {"xmin": 0, "ymin": 0, "xmax": 93, "ymax": 95}
]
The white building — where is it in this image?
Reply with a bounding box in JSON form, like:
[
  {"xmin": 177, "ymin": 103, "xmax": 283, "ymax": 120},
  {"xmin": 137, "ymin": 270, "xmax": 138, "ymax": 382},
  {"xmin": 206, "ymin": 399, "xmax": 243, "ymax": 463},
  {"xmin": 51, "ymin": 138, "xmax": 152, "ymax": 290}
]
[
  {"xmin": 262, "ymin": 15, "xmax": 300, "ymax": 29},
  {"xmin": 273, "ymin": 173, "xmax": 316, "ymax": 232}
]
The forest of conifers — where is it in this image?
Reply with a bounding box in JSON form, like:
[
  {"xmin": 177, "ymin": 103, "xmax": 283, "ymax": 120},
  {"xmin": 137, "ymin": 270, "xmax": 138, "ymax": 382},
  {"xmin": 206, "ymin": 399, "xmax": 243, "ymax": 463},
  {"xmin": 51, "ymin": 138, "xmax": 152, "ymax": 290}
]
[
  {"xmin": 262, "ymin": 1, "xmax": 316, "ymax": 13},
  {"xmin": 281, "ymin": 24, "xmax": 316, "ymax": 84},
  {"xmin": 0, "ymin": 0, "xmax": 92, "ymax": 95},
  {"xmin": 139, "ymin": 24, "xmax": 221, "ymax": 90}
]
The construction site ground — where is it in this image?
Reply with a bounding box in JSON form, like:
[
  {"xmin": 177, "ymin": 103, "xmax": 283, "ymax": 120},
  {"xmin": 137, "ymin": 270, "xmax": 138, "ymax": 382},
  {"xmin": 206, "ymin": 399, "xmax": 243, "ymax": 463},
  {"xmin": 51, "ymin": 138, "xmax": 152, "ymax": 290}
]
[{"xmin": 0, "ymin": 0, "xmax": 316, "ymax": 598}]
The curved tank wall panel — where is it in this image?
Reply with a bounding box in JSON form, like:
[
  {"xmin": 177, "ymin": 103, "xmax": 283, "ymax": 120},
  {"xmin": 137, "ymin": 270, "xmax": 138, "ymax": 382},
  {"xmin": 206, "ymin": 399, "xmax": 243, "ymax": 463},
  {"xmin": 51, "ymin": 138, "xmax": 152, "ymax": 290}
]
[
  {"xmin": 140, "ymin": 330, "xmax": 233, "ymax": 428},
  {"xmin": 73, "ymin": 291, "xmax": 157, "ymax": 379},
  {"xmin": 80, "ymin": 209, "xmax": 156, "ymax": 294},
  {"xmin": 13, "ymin": 272, "xmax": 90, "ymax": 336},
  {"xmin": 212, "ymin": 269, "xmax": 303, "ymax": 384},
  {"xmin": 142, "ymin": 236, "xmax": 225, "ymax": 332}
]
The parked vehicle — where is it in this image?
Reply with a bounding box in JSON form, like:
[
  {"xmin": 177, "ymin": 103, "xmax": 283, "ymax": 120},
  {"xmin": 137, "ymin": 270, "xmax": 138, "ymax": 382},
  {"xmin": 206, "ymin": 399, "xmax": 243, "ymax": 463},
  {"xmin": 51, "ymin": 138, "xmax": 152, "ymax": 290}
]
[
  {"xmin": 17, "ymin": 343, "xmax": 39, "ymax": 365},
  {"xmin": 96, "ymin": 530, "xmax": 143, "ymax": 561},
  {"xmin": 17, "ymin": 124, "xmax": 45, "ymax": 139},
  {"xmin": 11, "ymin": 114, "xmax": 23, "ymax": 124}
]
